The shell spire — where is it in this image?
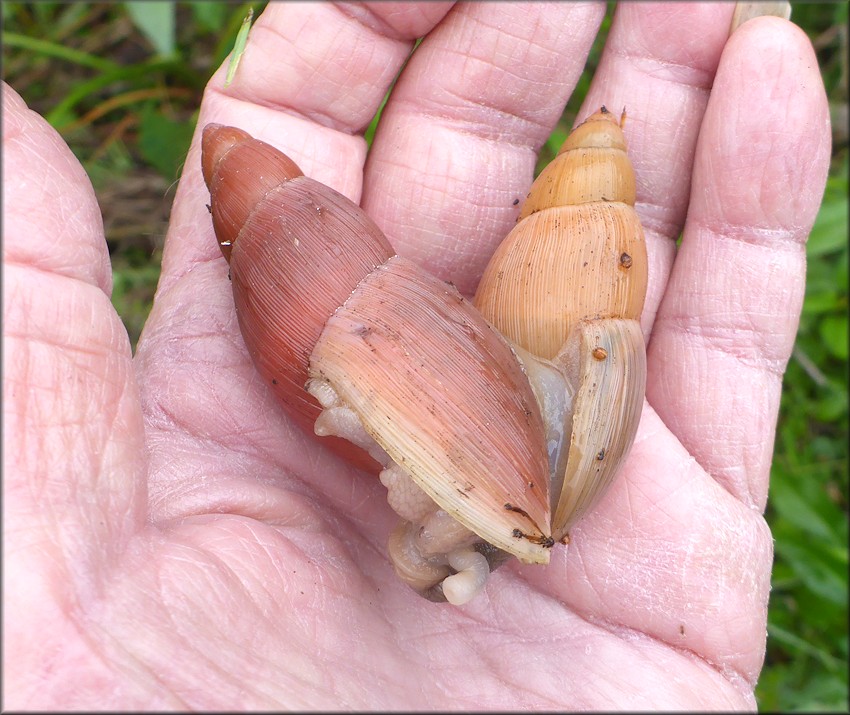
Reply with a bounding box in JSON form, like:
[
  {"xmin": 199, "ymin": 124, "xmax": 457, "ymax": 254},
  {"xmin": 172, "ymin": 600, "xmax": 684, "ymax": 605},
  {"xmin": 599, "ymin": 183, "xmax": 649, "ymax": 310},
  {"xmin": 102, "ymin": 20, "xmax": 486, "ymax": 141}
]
[
  {"xmin": 202, "ymin": 124, "xmax": 393, "ymax": 469},
  {"xmin": 474, "ymin": 108, "xmax": 647, "ymax": 359}
]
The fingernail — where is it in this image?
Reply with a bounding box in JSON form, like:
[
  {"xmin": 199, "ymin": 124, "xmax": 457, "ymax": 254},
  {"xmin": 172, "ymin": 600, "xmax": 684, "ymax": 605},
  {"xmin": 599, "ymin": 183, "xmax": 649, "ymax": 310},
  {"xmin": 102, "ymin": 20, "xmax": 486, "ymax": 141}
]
[{"xmin": 729, "ymin": 1, "xmax": 792, "ymax": 35}]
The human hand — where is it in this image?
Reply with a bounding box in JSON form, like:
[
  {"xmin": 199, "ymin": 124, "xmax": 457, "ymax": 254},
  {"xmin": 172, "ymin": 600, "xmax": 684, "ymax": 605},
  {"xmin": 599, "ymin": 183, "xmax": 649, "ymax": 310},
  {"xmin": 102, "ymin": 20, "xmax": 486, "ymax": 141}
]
[{"xmin": 4, "ymin": 2, "xmax": 830, "ymax": 709}]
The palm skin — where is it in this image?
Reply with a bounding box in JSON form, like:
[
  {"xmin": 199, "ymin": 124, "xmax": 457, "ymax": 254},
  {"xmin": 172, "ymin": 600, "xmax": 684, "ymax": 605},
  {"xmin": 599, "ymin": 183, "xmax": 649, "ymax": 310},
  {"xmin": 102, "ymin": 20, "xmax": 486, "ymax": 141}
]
[{"xmin": 3, "ymin": 2, "xmax": 830, "ymax": 710}]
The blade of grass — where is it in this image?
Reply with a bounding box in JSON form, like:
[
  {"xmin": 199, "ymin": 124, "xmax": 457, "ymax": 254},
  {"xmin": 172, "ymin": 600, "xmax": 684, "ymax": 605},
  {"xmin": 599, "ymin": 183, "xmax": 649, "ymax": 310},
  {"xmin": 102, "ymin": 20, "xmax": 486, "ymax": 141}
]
[
  {"xmin": 45, "ymin": 58, "xmax": 196, "ymax": 129},
  {"xmin": 767, "ymin": 623, "xmax": 846, "ymax": 672},
  {"xmin": 125, "ymin": 0, "xmax": 175, "ymax": 58},
  {"xmin": 2, "ymin": 30, "xmax": 120, "ymax": 72},
  {"xmin": 89, "ymin": 113, "xmax": 138, "ymax": 165},
  {"xmin": 364, "ymin": 37, "xmax": 421, "ymax": 146},
  {"xmin": 225, "ymin": 6, "xmax": 253, "ymax": 87},
  {"xmin": 190, "ymin": 2, "xmax": 230, "ymax": 33},
  {"xmin": 52, "ymin": 3, "xmax": 107, "ymax": 43},
  {"xmin": 60, "ymin": 86, "xmax": 194, "ymax": 134}
]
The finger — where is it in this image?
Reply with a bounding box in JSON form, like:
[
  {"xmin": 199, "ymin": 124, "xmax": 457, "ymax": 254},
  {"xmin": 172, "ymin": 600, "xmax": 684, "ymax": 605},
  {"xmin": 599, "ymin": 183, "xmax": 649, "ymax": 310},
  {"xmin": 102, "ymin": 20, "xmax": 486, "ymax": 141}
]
[
  {"xmin": 2, "ymin": 83, "xmax": 147, "ymax": 689},
  {"xmin": 136, "ymin": 3, "xmax": 456, "ymax": 522},
  {"xmin": 362, "ymin": 1, "xmax": 607, "ymax": 295},
  {"xmin": 516, "ymin": 405, "xmax": 772, "ymax": 702},
  {"xmin": 645, "ymin": 18, "xmax": 831, "ymax": 508},
  {"xmin": 576, "ymin": 2, "xmax": 737, "ymax": 335},
  {"xmin": 157, "ymin": 1, "xmax": 455, "ymax": 296},
  {"xmin": 2, "ymin": 88, "xmax": 112, "ymax": 291},
  {"xmin": 730, "ymin": 1, "xmax": 791, "ymax": 32}
]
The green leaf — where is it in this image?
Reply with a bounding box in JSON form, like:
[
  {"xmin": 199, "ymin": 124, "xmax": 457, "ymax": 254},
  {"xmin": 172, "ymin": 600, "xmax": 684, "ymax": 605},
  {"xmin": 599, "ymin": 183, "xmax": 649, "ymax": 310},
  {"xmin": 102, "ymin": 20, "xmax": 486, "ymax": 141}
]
[
  {"xmin": 774, "ymin": 538, "xmax": 848, "ymax": 605},
  {"xmin": 835, "ymin": 250, "xmax": 849, "ymax": 292},
  {"xmin": 807, "ymin": 198, "xmax": 848, "ymax": 257},
  {"xmin": 125, "ymin": 1, "xmax": 176, "ymax": 57},
  {"xmin": 32, "ymin": 2, "xmax": 61, "ymax": 25},
  {"xmin": 364, "ymin": 88, "xmax": 391, "ymax": 146},
  {"xmin": 802, "ymin": 289, "xmax": 842, "ymax": 315},
  {"xmin": 545, "ymin": 127, "xmax": 569, "ymax": 156},
  {"xmin": 1, "ymin": 30, "xmax": 119, "ymax": 71},
  {"xmin": 812, "ymin": 386, "xmax": 849, "ymax": 422},
  {"xmin": 767, "ymin": 622, "xmax": 845, "ymax": 671},
  {"xmin": 757, "ymin": 662, "xmax": 849, "ymax": 712},
  {"xmin": 819, "ymin": 314, "xmax": 849, "ymax": 359},
  {"xmin": 188, "ymin": 1, "xmax": 229, "ymax": 33},
  {"xmin": 770, "ymin": 473, "xmax": 841, "ymax": 542},
  {"xmin": 138, "ymin": 106, "xmax": 194, "ymax": 180}
]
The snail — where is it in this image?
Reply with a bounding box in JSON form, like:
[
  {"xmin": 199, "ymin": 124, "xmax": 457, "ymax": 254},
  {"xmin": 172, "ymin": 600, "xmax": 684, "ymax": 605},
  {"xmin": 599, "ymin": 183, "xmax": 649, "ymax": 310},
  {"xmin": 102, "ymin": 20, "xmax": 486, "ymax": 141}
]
[
  {"xmin": 201, "ymin": 107, "xmax": 647, "ymax": 605},
  {"xmin": 474, "ymin": 107, "xmax": 647, "ymax": 543}
]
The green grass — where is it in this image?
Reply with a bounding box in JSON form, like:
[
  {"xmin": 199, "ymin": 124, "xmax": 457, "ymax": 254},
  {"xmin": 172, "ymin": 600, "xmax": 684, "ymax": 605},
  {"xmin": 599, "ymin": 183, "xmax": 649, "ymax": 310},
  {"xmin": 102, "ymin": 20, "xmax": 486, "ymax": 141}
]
[
  {"xmin": 2, "ymin": 1, "xmax": 256, "ymax": 348},
  {"xmin": 756, "ymin": 5, "xmax": 848, "ymax": 709},
  {"xmin": 3, "ymin": 3, "xmax": 847, "ymax": 710}
]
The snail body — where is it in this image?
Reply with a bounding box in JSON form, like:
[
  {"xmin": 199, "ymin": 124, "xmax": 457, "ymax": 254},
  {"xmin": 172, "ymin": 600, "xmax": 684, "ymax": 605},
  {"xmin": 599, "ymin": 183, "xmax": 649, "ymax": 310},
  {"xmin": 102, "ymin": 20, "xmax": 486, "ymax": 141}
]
[{"xmin": 201, "ymin": 109, "xmax": 647, "ymax": 604}]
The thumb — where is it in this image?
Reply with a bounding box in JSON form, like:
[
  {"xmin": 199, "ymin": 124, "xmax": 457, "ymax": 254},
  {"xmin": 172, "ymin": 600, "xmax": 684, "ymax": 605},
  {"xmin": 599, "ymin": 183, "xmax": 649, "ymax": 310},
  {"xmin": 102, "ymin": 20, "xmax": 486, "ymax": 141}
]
[{"xmin": 2, "ymin": 82, "xmax": 148, "ymax": 697}]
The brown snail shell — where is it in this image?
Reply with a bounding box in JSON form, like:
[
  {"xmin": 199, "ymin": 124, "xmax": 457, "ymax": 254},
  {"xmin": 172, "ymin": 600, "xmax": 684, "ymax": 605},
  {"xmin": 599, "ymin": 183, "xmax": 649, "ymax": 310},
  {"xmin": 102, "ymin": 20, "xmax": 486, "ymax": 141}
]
[{"xmin": 202, "ymin": 124, "xmax": 553, "ymax": 569}]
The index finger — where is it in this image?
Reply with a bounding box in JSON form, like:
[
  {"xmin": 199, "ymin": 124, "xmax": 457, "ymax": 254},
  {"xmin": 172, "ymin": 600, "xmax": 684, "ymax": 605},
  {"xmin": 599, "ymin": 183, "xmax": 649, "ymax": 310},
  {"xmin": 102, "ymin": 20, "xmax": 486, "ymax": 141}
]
[
  {"xmin": 133, "ymin": 2, "xmax": 458, "ymax": 511},
  {"xmin": 362, "ymin": 1, "xmax": 606, "ymax": 295},
  {"xmin": 156, "ymin": 1, "xmax": 455, "ymax": 297},
  {"xmin": 646, "ymin": 17, "xmax": 830, "ymax": 509}
]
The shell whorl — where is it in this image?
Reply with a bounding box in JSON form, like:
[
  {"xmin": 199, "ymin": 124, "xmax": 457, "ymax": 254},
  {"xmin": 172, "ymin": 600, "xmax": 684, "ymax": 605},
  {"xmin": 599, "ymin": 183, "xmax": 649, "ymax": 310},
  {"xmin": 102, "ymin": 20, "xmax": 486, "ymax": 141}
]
[{"xmin": 474, "ymin": 108, "xmax": 647, "ymax": 360}]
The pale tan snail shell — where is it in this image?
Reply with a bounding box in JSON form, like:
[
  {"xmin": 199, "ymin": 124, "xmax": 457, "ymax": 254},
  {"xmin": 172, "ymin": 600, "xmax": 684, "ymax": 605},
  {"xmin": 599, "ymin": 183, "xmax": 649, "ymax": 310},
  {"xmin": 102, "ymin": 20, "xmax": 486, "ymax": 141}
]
[
  {"xmin": 474, "ymin": 107, "xmax": 647, "ymax": 541},
  {"xmin": 201, "ymin": 106, "xmax": 647, "ymax": 604}
]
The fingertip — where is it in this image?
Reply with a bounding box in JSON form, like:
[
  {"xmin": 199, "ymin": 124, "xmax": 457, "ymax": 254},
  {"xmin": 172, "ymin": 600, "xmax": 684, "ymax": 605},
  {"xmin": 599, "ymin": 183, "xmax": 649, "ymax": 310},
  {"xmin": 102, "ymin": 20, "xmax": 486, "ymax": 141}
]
[
  {"xmin": 2, "ymin": 82, "xmax": 112, "ymax": 295},
  {"xmin": 2, "ymin": 81, "xmax": 29, "ymax": 137},
  {"xmin": 699, "ymin": 14, "xmax": 830, "ymax": 233},
  {"xmin": 729, "ymin": 1, "xmax": 791, "ymax": 34},
  {"xmin": 722, "ymin": 13, "xmax": 824, "ymax": 93},
  {"xmin": 645, "ymin": 11, "xmax": 830, "ymax": 510},
  {"xmin": 726, "ymin": 13, "xmax": 817, "ymax": 59}
]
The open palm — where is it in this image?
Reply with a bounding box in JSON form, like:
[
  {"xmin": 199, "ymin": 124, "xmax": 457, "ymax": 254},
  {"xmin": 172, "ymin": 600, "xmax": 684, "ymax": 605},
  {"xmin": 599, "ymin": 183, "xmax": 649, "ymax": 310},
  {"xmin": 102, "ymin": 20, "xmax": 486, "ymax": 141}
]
[{"xmin": 4, "ymin": 2, "xmax": 830, "ymax": 709}]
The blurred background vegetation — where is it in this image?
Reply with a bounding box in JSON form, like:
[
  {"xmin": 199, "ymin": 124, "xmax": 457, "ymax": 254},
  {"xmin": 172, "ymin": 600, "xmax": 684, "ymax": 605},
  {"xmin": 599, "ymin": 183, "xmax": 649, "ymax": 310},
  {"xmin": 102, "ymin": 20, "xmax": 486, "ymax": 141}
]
[{"xmin": 2, "ymin": 2, "xmax": 846, "ymax": 710}]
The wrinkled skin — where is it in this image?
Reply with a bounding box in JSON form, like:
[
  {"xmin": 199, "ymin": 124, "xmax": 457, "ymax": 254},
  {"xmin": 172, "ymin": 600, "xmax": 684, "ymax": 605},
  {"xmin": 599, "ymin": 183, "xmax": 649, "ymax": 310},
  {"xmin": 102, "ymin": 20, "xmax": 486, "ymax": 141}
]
[{"xmin": 3, "ymin": 2, "xmax": 830, "ymax": 710}]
